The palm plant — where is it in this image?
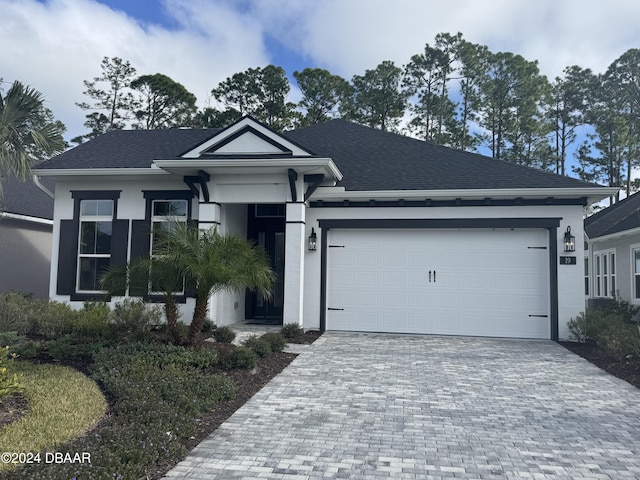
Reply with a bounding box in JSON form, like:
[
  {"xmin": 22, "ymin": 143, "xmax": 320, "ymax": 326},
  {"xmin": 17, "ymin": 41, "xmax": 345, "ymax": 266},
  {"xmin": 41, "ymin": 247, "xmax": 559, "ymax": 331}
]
[
  {"xmin": 156, "ymin": 223, "xmax": 274, "ymax": 345},
  {"xmin": 101, "ymin": 257, "xmax": 185, "ymax": 344},
  {"xmin": 0, "ymin": 80, "xmax": 65, "ymax": 187},
  {"xmin": 102, "ymin": 222, "xmax": 274, "ymax": 346}
]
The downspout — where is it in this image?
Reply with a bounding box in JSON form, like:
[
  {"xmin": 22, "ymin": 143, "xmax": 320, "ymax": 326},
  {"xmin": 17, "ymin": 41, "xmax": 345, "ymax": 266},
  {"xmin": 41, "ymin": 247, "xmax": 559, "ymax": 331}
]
[{"xmin": 33, "ymin": 174, "xmax": 54, "ymax": 199}]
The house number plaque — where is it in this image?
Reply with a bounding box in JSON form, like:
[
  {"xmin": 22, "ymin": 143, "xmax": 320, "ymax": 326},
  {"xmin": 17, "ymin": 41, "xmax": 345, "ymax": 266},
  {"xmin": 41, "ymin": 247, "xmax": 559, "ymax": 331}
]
[{"xmin": 559, "ymin": 256, "xmax": 577, "ymax": 265}]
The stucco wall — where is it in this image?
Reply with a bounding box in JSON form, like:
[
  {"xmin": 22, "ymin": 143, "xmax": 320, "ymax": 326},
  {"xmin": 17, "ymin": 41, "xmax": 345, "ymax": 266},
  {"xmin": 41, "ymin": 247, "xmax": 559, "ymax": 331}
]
[{"xmin": 0, "ymin": 217, "xmax": 52, "ymax": 298}]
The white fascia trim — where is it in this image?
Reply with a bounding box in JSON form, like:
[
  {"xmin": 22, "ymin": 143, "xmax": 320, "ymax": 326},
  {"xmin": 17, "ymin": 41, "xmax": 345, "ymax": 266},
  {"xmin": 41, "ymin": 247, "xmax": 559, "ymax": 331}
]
[
  {"xmin": 32, "ymin": 168, "xmax": 171, "ymax": 179},
  {"xmin": 313, "ymin": 187, "xmax": 619, "ymax": 202},
  {"xmin": 1, "ymin": 212, "xmax": 53, "ymax": 226},
  {"xmin": 153, "ymin": 158, "xmax": 343, "ymax": 181}
]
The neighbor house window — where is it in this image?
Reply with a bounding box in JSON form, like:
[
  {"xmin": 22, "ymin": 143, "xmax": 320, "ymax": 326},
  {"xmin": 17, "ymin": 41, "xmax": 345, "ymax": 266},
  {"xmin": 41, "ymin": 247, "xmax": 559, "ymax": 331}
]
[
  {"xmin": 150, "ymin": 199, "xmax": 188, "ymax": 294},
  {"xmin": 584, "ymin": 257, "xmax": 589, "ymax": 296},
  {"xmin": 633, "ymin": 248, "xmax": 640, "ymax": 301},
  {"xmin": 77, "ymin": 199, "xmax": 114, "ymax": 292},
  {"xmin": 594, "ymin": 250, "xmax": 616, "ymax": 298}
]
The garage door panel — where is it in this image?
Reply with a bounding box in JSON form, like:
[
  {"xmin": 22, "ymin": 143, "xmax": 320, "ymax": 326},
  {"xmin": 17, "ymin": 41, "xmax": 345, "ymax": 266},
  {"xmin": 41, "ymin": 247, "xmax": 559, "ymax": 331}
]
[
  {"xmin": 355, "ymin": 271, "xmax": 380, "ymax": 286},
  {"xmin": 355, "ymin": 290, "xmax": 379, "ymax": 307},
  {"xmin": 382, "ymin": 271, "xmax": 405, "ymax": 286},
  {"xmin": 407, "ymin": 292, "xmax": 430, "ymax": 308},
  {"xmin": 327, "ymin": 229, "xmax": 549, "ymax": 339},
  {"xmin": 382, "ymin": 291, "xmax": 405, "ymax": 307}
]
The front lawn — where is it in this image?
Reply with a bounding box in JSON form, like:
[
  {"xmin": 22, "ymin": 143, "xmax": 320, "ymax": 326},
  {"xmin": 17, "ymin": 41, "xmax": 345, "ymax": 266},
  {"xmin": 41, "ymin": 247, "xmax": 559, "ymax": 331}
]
[
  {"xmin": 0, "ymin": 294, "xmax": 304, "ymax": 479},
  {"xmin": 0, "ymin": 362, "xmax": 106, "ymax": 473}
]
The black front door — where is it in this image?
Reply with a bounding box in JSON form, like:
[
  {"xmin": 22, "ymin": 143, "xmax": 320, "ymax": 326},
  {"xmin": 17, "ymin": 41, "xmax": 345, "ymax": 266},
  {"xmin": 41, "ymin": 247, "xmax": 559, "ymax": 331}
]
[{"xmin": 247, "ymin": 205, "xmax": 285, "ymax": 322}]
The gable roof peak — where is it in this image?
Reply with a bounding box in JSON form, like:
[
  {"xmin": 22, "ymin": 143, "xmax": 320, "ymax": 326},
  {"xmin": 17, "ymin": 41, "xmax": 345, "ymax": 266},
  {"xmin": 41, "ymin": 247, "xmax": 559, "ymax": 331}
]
[{"xmin": 181, "ymin": 115, "xmax": 315, "ymax": 158}]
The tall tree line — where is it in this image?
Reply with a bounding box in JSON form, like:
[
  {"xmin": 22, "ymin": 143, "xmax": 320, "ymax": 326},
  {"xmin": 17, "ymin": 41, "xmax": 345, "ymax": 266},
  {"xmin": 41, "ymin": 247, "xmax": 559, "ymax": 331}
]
[{"xmin": 74, "ymin": 38, "xmax": 640, "ymax": 195}]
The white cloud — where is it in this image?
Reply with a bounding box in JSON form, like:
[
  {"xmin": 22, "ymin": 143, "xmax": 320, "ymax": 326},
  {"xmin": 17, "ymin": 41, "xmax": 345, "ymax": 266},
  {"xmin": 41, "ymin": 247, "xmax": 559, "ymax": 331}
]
[
  {"xmin": 250, "ymin": 0, "xmax": 640, "ymax": 80},
  {"xmin": 1, "ymin": 0, "xmax": 639, "ymax": 144},
  {"xmin": 0, "ymin": 0, "xmax": 269, "ymax": 141}
]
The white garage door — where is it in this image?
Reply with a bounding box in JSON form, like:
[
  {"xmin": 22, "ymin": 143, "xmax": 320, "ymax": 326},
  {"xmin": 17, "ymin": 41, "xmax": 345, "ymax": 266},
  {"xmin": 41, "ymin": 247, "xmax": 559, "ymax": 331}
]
[{"xmin": 326, "ymin": 229, "xmax": 550, "ymax": 339}]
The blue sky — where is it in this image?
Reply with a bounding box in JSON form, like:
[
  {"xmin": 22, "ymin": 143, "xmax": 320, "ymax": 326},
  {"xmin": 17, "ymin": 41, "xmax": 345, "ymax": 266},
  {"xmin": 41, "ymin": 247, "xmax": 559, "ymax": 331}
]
[{"xmin": 2, "ymin": 0, "xmax": 640, "ymax": 169}]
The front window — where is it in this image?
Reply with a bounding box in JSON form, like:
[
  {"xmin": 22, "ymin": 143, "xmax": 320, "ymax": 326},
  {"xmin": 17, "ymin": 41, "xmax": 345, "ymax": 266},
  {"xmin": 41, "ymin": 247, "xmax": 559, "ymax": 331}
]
[
  {"xmin": 594, "ymin": 250, "xmax": 616, "ymax": 298},
  {"xmin": 77, "ymin": 199, "xmax": 114, "ymax": 292},
  {"xmin": 150, "ymin": 199, "xmax": 188, "ymax": 293}
]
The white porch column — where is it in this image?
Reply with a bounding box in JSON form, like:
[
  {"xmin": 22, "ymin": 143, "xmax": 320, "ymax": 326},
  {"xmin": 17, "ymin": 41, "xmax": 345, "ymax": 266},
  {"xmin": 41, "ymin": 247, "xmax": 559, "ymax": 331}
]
[
  {"xmin": 198, "ymin": 202, "xmax": 221, "ymax": 232},
  {"xmin": 198, "ymin": 201, "xmax": 221, "ymax": 322},
  {"xmin": 284, "ymin": 202, "xmax": 306, "ymax": 326}
]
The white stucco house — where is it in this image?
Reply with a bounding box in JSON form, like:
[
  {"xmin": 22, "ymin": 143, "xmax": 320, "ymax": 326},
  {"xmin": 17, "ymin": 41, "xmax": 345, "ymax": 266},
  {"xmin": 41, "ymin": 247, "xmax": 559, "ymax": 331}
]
[{"xmin": 33, "ymin": 116, "xmax": 615, "ymax": 340}]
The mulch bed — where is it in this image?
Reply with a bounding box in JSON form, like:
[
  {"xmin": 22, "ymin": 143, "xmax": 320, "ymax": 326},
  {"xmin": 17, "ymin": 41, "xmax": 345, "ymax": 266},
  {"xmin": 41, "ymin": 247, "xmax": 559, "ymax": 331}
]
[
  {"xmin": 559, "ymin": 341, "xmax": 640, "ymax": 389},
  {"xmin": 0, "ymin": 393, "xmax": 28, "ymax": 430}
]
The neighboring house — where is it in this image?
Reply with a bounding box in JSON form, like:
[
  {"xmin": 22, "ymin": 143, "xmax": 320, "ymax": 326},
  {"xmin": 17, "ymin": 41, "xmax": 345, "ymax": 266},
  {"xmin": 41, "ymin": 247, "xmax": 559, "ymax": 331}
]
[
  {"xmin": 0, "ymin": 175, "xmax": 54, "ymax": 298},
  {"xmin": 33, "ymin": 117, "xmax": 615, "ymax": 340},
  {"xmin": 584, "ymin": 192, "xmax": 640, "ymax": 307}
]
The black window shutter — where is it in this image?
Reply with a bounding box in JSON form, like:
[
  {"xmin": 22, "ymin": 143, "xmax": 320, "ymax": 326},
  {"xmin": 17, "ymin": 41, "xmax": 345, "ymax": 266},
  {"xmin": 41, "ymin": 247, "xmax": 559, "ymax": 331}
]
[
  {"xmin": 111, "ymin": 220, "xmax": 130, "ymax": 267},
  {"xmin": 129, "ymin": 219, "xmax": 150, "ymax": 297},
  {"xmin": 57, "ymin": 220, "xmax": 78, "ymax": 295}
]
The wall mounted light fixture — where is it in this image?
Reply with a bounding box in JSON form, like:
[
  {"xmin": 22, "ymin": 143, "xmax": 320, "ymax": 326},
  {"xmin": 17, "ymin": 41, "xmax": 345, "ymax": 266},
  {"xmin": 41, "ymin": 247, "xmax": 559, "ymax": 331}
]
[
  {"xmin": 563, "ymin": 226, "xmax": 575, "ymax": 252},
  {"xmin": 308, "ymin": 228, "xmax": 317, "ymax": 251}
]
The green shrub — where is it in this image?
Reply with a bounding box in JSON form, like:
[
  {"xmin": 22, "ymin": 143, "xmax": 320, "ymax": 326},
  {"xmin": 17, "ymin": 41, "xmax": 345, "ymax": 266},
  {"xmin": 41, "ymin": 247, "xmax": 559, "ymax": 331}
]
[
  {"xmin": 47, "ymin": 335, "xmax": 108, "ymax": 363},
  {"xmin": 0, "ymin": 331, "xmax": 21, "ymax": 347},
  {"xmin": 598, "ymin": 323, "xmax": 640, "ymax": 360},
  {"xmin": 92, "ymin": 342, "xmax": 218, "ymax": 370},
  {"xmin": 59, "ymin": 302, "xmax": 111, "ymax": 341},
  {"xmin": 0, "ymin": 293, "xmax": 32, "ymax": 335},
  {"xmin": 603, "ymin": 298, "xmax": 640, "ymax": 323},
  {"xmin": 212, "ymin": 325, "xmax": 236, "ymax": 343},
  {"xmin": 0, "ymin": 346, "xmax": 23, "ymax": 401},
  {"xmin": 222, "ymin": 346, "xmax": 257, "ymax": 369},
  {"xmin": 261, "ymin": 332, "xmax": 287, "ymax": 353},
  {"xmin": 569, "ymin": 308, "xmax": 640, "ymax": 360},
  {"xmin": 202, "ymin": 319, "xmax": 215, "ymax": 333},
  {"xmin": 27, "ymin": 301, "xmax": 78, "ymax": 340},
  {"xmin": 242, "ymin": 335, "xmax": 272, "ymax": 357},
  {"xmin": 568, "ymin": 310, "xmax": 611, "ymax": 343},
  {"xmin": 109, "ymin": 298, "xmax": 162, "ymax": 342},
  {"xmin": 281, "ymin": 323, "xmax": 303, "ymax": 340},
  {"xmin": 0, "ymin": 332, "xmax": 39, "ymax": 360},
  {"xmin": 10, "ymin": 340, "xmax": 38, "ymax": 359}
]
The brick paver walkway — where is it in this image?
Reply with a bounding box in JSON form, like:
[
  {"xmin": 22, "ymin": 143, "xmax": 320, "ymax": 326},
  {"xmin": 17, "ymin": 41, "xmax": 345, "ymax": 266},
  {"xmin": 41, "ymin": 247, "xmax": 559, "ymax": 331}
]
[{"xmin": 165, "ymin": 333, "xmax": 640, "ymax": 479}]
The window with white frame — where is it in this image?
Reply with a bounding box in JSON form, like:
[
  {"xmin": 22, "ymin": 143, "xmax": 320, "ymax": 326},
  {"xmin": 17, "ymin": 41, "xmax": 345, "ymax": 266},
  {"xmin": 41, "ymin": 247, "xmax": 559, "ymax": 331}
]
[
  {"xmin": 77, "ymin": 199, "xmax": 114, "ymax": 292},
  {"xmin": 584, "ymin": 257, "xmax": 589, "ymax": 296},
  {"xmin": 633, "ymin": 247, "xmax": 640, "ymax": 301},
  {"xmin": 594, "ymin": 250, "xmax": 616, "ymax": 298},
  {"xmin": 150, "ymin": 199, "xmax": 188, "ymax": 293}
]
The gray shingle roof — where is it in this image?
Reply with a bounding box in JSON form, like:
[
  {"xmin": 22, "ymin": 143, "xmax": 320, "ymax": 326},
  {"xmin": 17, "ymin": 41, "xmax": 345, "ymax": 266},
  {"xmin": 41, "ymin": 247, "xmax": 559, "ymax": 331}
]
[
  {"xmin": 37, "ymin": 119, "xmax": 600, "ymax": 192},
  {"xmin": 38, "ymin": 128, "xmax": 220, "ymax": 169},
  {"xmin": 584, "ymin": 193, "xmax": 640, "ymax": 238},
  {"xmin": 285, "ymin": 120, "xmax": 599, "ymax": 191},
  {"xmin": 1, "ymin": 175, "xmax": 54, "ymax": 220}
]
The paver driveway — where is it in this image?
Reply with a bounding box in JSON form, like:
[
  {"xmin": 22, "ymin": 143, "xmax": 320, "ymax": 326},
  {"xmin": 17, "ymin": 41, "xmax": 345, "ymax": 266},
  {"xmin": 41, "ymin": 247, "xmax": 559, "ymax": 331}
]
[{"xmin": 165, "ymin": 333, "xmax": 640, "ymax": 479}]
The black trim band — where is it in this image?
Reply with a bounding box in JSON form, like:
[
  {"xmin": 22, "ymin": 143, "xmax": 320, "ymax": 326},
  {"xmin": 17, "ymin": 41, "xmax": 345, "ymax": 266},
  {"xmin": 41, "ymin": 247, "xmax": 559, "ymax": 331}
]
[
  {"xmin": 311, "ymin": 197, "xmax": 588, "ymax": 208},
  {"xmin": 318, "ymin": 218, "xmax": 561, "ymax": 229}
]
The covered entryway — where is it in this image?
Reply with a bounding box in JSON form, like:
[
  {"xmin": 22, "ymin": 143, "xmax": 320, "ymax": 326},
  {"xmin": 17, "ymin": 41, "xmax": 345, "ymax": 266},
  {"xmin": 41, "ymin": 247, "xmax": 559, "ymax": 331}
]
[{"xmin": 325, "ymin": 227, "xmax": 551, "ymax": 339}]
